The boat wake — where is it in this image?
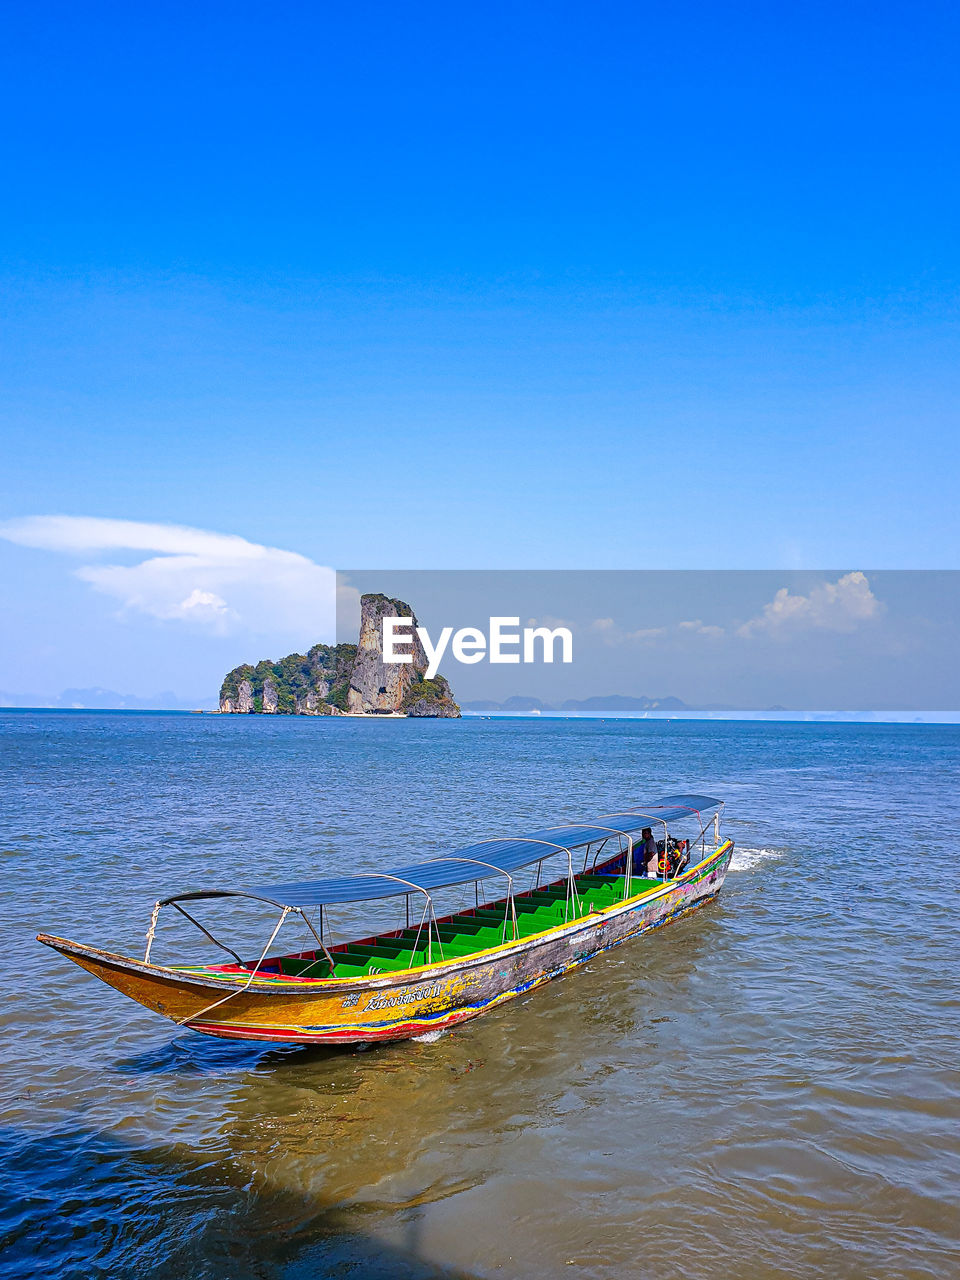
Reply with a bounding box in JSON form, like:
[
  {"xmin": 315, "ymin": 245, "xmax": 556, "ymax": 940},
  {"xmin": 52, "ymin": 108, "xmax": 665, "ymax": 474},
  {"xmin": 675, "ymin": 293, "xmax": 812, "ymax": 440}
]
[
  {"xmin": 412, "ymin": 1028, "xmax": 448, "ymax": 1044},
  {"xmin": 729, "ymin": 846, "xmax": 785, "ymax": 872}
]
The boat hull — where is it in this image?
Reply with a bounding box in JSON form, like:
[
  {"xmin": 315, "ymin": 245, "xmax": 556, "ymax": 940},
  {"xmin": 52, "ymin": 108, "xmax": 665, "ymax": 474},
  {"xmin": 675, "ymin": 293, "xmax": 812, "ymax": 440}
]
[{"xmin": 39, "ymin": 842, "xmax": 733, "ymax": 1046}]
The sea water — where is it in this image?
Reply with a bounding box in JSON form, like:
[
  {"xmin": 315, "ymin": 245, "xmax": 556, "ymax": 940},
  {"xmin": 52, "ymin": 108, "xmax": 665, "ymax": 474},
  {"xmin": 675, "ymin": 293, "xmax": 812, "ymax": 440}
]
[{"xmin": 1, "ymin": 712, "xmax": 957, "ymax": 1279}]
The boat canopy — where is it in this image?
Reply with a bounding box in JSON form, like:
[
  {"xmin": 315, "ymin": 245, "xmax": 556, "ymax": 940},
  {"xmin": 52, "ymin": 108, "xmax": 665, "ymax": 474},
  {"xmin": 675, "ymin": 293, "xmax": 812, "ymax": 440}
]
[{"xmin": 164, "ymin": 794, "xmax": 722, "ymax": 909}]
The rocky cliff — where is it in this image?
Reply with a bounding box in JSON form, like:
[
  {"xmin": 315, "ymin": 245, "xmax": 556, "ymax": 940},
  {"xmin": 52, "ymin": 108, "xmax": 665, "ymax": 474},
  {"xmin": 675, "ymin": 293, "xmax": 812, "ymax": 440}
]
[
  {"xmin": 219, "ymin": 594, "xmax": 460, "ymax": 718},
  {"xmin": 219, "ymin": 643, "xmax": 357, "ymax": 715}
]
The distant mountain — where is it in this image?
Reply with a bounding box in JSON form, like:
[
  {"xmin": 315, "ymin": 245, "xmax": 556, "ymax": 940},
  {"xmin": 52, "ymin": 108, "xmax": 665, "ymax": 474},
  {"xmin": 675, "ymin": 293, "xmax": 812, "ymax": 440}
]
[
  {"xmin": 0, "ymin": 688, "xmax": 216, "ymax": 710},
  {"xmin": 461, "ymin": 697, "xmax": 556, "ymax": 713},
  {"xmin": 499, "ymin": 696, "xmax": 554, "ymax": 712},
  {"xmin": 461, "ymin": 694, "xmax": 688, "ymax": 713},
  {"xmin": 561, "ymin": 694, "xmax": 687, "ymax": 711}
]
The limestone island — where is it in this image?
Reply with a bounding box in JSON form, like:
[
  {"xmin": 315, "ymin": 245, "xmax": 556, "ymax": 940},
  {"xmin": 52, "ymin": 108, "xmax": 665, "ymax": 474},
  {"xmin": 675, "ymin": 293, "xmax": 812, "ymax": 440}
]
[{"xmin": 219, "ymin": 593, "xmax": 461, "ymax": 718}]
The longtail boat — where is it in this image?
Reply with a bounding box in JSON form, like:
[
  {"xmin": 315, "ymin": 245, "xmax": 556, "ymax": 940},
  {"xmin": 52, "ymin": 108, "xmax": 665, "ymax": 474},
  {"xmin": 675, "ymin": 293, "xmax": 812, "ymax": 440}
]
[{"xmin": 38, "ymin": 794, "xmax": 733, "ymax": 1046}]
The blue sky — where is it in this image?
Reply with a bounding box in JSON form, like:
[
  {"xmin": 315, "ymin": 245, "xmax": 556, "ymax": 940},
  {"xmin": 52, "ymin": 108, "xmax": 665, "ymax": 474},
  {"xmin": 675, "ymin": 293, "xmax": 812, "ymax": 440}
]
[{"xmin": 1, "ymin": 2, "xmax": 958, "ymax": 698}]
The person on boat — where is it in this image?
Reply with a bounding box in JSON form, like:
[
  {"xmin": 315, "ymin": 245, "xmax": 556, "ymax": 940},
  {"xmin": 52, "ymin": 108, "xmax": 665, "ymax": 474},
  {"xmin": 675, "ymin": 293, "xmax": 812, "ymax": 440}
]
[{"xmin": 640, "ymin": 827, "xmax": 658, "ymax": 876}]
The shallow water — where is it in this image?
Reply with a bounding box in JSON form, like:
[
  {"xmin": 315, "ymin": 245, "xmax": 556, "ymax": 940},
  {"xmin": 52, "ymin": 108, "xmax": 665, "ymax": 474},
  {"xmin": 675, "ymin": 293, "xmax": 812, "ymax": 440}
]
[{"xmin": 1, "ymin": 713, "xmax": 958, "ymax": 1279}]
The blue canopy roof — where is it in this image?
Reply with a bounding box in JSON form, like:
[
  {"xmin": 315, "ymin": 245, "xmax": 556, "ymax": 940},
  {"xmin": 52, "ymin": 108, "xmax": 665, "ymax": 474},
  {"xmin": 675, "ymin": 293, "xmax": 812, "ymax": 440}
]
[{"xmin": 195, "ymin": 793, "xmax": 722, "ymax": 908}]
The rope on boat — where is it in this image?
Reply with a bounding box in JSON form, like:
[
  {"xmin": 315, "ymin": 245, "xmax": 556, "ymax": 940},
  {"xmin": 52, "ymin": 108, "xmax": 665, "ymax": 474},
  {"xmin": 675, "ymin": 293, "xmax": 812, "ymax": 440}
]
[
  {"xmin": 143, "ymin": 901, "xmax": 161, "ymax": 964},
  {"xmin": 174, "ymin": 906, "xmax": 292, "ymax": 1028}
]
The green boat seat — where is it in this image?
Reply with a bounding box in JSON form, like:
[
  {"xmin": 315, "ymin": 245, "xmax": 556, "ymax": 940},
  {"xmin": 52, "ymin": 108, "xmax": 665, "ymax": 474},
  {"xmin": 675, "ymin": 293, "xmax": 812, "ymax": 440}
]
[
  {"xmin": 443, "ymin": 930, "xmax": 501, "ymax": 952},
  {"xmin": 390, "ymin": 929, "xmax": 432, "ymax": 947},
  {"xmin": 516, "ymin": 916, "xmax": 553, "ymax": 937},
  {"xmin": 278, "ymin": 956, "xmax": 334, "ymax": 978},
  {"xmin": 438, "ymin": 942, "xmax": 485, "ymax": 959},
  {"xmin": 448, "ymin": 916, "xmax": 491, "ymax": 933},
  {"xmin": 577, "ymin": 876, "xmax": 623, "ymax": 893},
  {"xmin": 437, "ymin": 927, "xmax": 473, "ymax": 943},
  {"xmin": 332, "ymin": 952, "xmax": 378, "ymax": 974},
  {"xmin": 524, "ymin": 898, "xmax": 569, "ymax": 917},
  {"xmin": 335, "ymin": 947, "xmax": 415, "ymax": 974},
  {"xmin": 350, "ymin": 943, "xmax": 409, "ymax": 959}
]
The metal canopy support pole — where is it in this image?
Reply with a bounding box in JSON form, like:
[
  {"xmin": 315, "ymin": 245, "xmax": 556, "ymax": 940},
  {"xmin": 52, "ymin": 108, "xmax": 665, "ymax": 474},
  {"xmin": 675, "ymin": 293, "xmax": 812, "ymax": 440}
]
[
  {"xmin": 294, "ymin": 907, "xmax": 338, "ymax": 975},
  {"xmin": 412, "ymin": 899, "xmax": 432, "ymax": 963},
  {"xmin": 467, "ymin": 836, "xmax": 574, "ymax": 924},
  {"xmin": 563, "ymin": 850, "xmax": 583, "ymax": 921},
  {"xmin": 175, "ymin": 906, "xmax": 292, "ymax": 1028},
  {"xmin": 168, "ymin": 901, "xmax": 247, "ymax": 968},
  {"xmin": 554, "ymin": 821, "xmax": 645, "ymax": 899},
  {"xmin": 590, "ymin": 838, "xmax": 609, "ymax": 871},
  {"xmin": 429, "ymin": 901, "xmax": 444, "ymax": 964},
  {"xmin": 419, "ymin": 856, "xmax": 520, "ymax": 943},
  {"xmin": 644, "ymin": 805, "xmax": 710, "ymax": 863},
  {"xmin": 351, "ymin": 872, "xmax": 436, "ymax": 966},
  {"xmin": 153, "ymin": 886, "xmax": 359, "ymax": 973},
  {"xmin": 599, "ymin": 811, "xmax": 674, "ymax": 884},
  {"xmin": 539, "ymin": 822, "xmax": 641, "ymax": 901}
]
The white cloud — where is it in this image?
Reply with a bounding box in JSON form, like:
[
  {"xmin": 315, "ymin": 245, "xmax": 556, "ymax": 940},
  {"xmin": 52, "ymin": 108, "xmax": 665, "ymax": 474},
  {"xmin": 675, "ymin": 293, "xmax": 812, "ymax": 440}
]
[
  {"xmin": 169, "ymin": 588, "xmax": 234, "ymax": 623},
  {"xmin": 592, "ymin": 617, "xmax": 716, "ymax": 644},
  {"xmin": 589, "ymin": 576, "xmax": 881, "ymax": 649},
  {"xmin": 525, "ymin": 614, "xmax": 572, "ymax": 631},
  {"xmin": 591, "ymin": 617, "xmax": 664, "ymax": 644},
  {"xmin": 0, "ymin": 515, "xmax": 336, "ymax": 642},
  {"xmin": 736, "ymin": 572, "xmax": 881, "ymax": 638},
  {"xmin": 678, "ymin": 619, "xmax": 725, "ymax": 638}
]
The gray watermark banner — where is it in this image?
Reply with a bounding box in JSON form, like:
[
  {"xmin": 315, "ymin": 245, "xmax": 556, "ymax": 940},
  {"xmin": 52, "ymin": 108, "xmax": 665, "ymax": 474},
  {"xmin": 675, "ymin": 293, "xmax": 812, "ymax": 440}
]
[{"xmin": 335, "ymin": 570, "xmax": 960, "ymax": 716}]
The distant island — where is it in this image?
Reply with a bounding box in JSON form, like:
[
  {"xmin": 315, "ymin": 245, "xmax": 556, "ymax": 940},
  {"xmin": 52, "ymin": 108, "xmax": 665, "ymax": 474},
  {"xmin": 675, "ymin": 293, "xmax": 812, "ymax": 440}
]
[
  {"xmin": 461, "ymin": 694, "xmax": 688, "ymax": 713},
  {"xmin": 219, "ymin": 593, "xmax": 461, "ymax": 717}
]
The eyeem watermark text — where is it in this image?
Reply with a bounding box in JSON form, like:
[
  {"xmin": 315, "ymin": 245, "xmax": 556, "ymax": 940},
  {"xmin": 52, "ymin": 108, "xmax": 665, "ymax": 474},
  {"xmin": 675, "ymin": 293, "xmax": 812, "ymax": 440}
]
[{"xmin": 384, "ymin": 616, "xmax": 573, "ymax": 678}]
